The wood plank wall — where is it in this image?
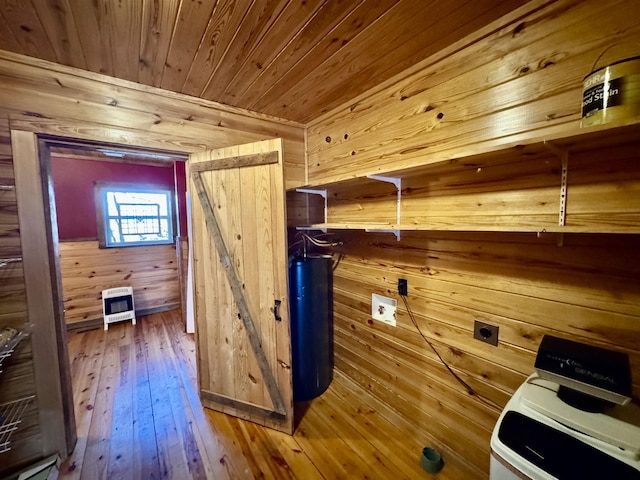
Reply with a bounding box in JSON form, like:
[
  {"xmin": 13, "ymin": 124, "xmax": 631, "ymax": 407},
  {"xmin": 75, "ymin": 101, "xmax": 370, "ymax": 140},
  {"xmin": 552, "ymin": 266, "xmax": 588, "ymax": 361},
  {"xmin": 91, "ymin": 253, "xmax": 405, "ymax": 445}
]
[
  {"xmin": 330, "ymin": 231, "xmax": 640, "ymax": 476},
  {"xmin": 302, "ymin": 0, "xmax": 640, "ymax": 477},
  {"xmin": 0, "ymin": 115, "xmax": 43, "ymax": 477},
  {"xmin": 0, "ymin": 50, "xmax": 306, "ymax": 190},
  {"xmin": 59, "ymin": 241, "xmax": 180, "ymax": 327},
  {"xmin": 0, "ymin": 49, "xmax": 304, "ymax": 477},
  {"xmin": 307, "ymin": 0, "xmax": 640, "ymax": 182}
]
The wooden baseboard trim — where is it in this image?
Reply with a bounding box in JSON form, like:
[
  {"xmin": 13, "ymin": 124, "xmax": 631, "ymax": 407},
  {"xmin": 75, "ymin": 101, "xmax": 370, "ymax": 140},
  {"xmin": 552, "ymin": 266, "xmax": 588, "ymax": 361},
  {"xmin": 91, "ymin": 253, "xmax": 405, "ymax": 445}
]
[{"xmin": 66, "ymin": 304, "xmax": 181, "ymax": 331}]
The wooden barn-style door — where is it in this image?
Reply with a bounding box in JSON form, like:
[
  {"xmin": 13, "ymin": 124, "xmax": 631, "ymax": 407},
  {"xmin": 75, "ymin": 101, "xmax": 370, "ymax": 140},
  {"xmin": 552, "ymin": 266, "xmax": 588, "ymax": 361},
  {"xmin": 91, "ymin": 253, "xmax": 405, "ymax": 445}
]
[{"xmin": 189, "ymin": 138, "xmax": 293, "ymax": 434}]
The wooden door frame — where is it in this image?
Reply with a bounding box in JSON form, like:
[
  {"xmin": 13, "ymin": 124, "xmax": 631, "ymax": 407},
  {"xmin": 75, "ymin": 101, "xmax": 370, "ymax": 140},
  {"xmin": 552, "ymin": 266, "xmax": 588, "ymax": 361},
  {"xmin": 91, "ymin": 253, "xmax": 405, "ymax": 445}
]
[
  {"xmin": 11, "ymin": 130, "xmax": 191, "ymax": 460},
  {"xmin": 11, "ymin": 131, "xmax": 76, "ymax": 458}
]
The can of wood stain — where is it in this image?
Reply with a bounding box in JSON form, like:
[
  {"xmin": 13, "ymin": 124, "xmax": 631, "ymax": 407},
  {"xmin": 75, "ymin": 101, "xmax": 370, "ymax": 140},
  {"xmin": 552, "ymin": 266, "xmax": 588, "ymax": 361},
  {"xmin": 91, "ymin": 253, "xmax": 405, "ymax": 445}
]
[{"xmin": 581, "ymin": 55, "xmax": 640, "ymax": 127}]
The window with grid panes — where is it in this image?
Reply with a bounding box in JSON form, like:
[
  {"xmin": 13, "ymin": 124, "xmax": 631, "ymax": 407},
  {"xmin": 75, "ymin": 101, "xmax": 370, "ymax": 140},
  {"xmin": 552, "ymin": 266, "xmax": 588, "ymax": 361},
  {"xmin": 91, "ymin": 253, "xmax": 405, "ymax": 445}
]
[{"xmin": 95, "ymin": 184, "xmax": 174, "ymax": 247}]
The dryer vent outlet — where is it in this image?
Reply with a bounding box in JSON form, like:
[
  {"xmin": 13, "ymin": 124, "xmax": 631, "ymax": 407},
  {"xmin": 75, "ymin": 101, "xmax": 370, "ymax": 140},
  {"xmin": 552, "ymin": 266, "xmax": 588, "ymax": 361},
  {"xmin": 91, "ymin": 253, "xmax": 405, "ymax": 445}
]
[{"xmin": 474, "ymin": 320, "xmax": 499, "ymax": 346}]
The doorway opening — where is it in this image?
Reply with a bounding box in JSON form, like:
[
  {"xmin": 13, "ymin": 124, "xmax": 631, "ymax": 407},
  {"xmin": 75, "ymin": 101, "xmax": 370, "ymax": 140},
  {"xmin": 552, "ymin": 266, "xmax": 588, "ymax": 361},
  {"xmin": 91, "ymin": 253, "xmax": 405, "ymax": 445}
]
[
  {"xmin": 35, "ymin": 134, "xmax": 199, "ymax": 472},
  {"xmin": 42, "ymin": 137, "xmax": 191, "ymax": 333}
]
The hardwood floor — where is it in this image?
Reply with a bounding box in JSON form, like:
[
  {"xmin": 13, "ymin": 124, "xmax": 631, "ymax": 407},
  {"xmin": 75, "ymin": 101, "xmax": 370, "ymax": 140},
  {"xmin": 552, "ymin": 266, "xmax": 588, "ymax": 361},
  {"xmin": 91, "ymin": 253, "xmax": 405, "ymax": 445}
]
[{"xmin": 60, "ymin": 310, "xmax": 476, "ymax": 479}]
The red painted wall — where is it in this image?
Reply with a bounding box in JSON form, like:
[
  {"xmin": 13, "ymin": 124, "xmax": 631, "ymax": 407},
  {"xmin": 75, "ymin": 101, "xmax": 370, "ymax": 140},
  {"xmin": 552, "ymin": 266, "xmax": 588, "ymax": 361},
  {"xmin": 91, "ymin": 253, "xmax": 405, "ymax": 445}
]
[{"xmin": 51, "ymin": 157, "xmax": 187, "ymax": 241}]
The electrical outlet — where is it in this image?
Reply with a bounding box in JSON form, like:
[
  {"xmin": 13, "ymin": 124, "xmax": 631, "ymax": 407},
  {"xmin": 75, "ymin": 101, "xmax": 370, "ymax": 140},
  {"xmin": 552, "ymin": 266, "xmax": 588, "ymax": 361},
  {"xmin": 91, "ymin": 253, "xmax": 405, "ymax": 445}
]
[
  {"xmin": 372, "ymin": 294, "xmax": 397, "ymax": 326},
  {"xmin": 398, "ymin": 278, "xmax": 408, "ymax": 296},
  {"xmin": 474, "ymin": 320, "xmax": 499, "ymax": 346}
]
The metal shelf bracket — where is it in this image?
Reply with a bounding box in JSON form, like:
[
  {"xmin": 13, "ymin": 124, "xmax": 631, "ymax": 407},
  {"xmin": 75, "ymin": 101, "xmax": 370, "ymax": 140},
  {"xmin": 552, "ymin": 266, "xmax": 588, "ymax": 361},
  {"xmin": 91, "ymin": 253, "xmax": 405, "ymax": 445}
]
[
  {"xmin": 295, "ymin": 188, "xmax": 328, "ymax": 233},
  {"xmin": 365, "ymin": 228, "xmax": 401, "ymax": 241},
  {"xmin": 544, "ymin": 141, "xmax": 569, "ymax": 227},
  {"xmin": 367, "ymin": 175, "xmax": 401, "ymax": 240}
]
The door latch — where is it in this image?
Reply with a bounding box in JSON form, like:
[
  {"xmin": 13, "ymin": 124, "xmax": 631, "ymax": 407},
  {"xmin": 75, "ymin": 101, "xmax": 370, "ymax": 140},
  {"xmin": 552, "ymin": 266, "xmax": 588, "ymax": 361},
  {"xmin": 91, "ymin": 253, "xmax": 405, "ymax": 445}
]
[{"xmin": 274, "ymin": 299, "xmax": 282, "ymax": 321}]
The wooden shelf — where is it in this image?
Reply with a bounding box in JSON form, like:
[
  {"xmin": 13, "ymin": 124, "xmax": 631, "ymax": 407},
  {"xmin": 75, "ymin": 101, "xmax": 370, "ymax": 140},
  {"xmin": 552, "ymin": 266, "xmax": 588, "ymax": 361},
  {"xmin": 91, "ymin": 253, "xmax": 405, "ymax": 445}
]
[
  {"xmin": 300, "ymin": 223, "xmax": 640, "ymax": 234},
  {"xmin": 292, "ymin": 120, "xmax": 640, "ymax": 191},
  {"xmin": 291, "ymin": 120, "xmax": 640, "ymax": 236}
]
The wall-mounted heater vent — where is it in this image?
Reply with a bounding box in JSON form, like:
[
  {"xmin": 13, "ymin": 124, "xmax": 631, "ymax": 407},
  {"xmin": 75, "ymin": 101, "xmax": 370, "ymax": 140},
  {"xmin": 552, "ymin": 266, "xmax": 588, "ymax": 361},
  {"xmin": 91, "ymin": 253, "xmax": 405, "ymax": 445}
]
[{"xmin": 102, "ymin": 286, "xmax": 136, "ymax": 330}]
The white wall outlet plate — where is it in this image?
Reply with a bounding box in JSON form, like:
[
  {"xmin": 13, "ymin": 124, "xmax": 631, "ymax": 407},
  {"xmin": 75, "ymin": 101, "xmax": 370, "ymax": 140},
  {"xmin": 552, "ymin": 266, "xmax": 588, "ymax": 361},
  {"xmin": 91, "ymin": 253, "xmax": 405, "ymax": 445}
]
[{"xmin": 372, "ymin": 293, "xmax": 397, "ymax": 326}]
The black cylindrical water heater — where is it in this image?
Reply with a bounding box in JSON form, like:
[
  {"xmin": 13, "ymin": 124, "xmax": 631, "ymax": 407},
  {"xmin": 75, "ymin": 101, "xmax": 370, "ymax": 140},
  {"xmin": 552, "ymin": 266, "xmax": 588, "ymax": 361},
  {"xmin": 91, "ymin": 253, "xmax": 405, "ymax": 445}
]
[{"xmin": 288, "ymin": 254, "xmax": 333, "ymax": 401}]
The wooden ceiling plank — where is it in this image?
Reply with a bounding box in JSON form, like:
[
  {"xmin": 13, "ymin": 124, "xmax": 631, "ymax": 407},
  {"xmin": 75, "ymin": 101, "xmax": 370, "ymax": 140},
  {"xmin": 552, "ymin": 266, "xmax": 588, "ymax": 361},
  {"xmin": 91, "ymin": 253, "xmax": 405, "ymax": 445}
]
[
  {"xmin": 239, "ymin": 0, "xmax": 366, "ymax": 109},
  {"xmin": 181, "ymin": 0, "xmax": 253, "ymax": 97},
  {"xmin": 160, "ymin": 0, "xmax": 219, "ymax": 93},
  {"xmin": 0, "ymin": 10, "xmax": 24, "ymax": 53},
  {"xmin": 260, "ymin": 0, "xmax": 472, "ymax": 120},
  {"xmin": 345, "ymin": 0, "xmax": 498, "ymax": 90},
  {"xmin": 108, "ymin": 0, "xmax": 143, "ymax": 82},
  {"xmin": 0, "ymin": 0, "xmax": 540, "ymax": 123},
  {"xmin": 0, "ymin": 0, "xmax": 57, "ymax": 62},
  {"xmin": 139, "ymin": 0, "xmax": 181, "ymax": 87},
  {"xmin": 213, "ymin": 0, "xmax": 327, "ymax": 107},
  {"xmin": 29, "ymin": 0, "xmax": 86, "ymax": 69},
  {"xmin": 67, "ymin": 0, "xmax": 114, "ymax": 76},
  {"xmin": 249, "ymin": 0, "xmax": 401, "ymax": 114},
  {"xmin": 284, "ymin": 0, "xmax": 528, "ymax": 122},
  {"xmin": 200, "ymin": 0, "xmax": 291, "ymax": 100}
]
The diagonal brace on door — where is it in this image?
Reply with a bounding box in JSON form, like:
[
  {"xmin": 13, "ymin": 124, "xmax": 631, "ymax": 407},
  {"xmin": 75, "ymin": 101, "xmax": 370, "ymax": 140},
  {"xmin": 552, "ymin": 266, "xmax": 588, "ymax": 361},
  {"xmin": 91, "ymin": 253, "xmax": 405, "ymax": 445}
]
[{"xmin": 192, "ymin": 167, "xmax": 286, "ymax": 418}]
